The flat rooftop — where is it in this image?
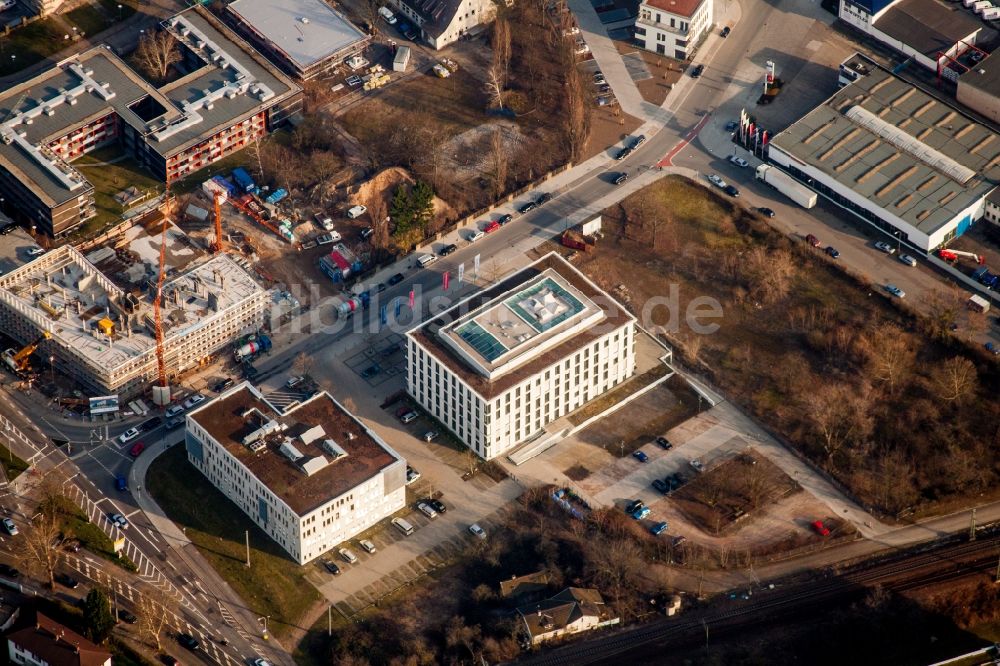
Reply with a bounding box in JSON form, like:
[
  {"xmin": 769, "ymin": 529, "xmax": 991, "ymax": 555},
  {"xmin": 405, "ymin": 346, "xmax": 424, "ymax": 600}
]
[
  {"xmin": 189, "ymin": 384, "xmax": 400, "ymax": 515},
  {"xmin": 0, "ymin": 7, "xmax": 297, "ymax": 208},
  {"xmin": 872, "ymin": 0, "xmax": 981, "ymax": 60},
  {"xmin": 0, "ymin": 245, "xmax": 265, "ymax": 370},
  {"xmin": 411, "ymin": 253, "xmax": 635, "ymax": 399},
  {"xmin": 228, "ymin": 0, "xmax": 367, "ymax": 70},
  {"xmin": 770, "ymin": 66, "xmax": 1000, "ymax": 236},
  {"xmin": 959, "ymin": 48, "xmax": 1000, "ymax": 99}
]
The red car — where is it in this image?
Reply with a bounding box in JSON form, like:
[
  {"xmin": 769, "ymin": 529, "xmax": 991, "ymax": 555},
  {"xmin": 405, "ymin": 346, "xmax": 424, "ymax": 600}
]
[
  {"xmin": 484, "ymin": 221, "xmax": 501, "ymax": 234},
  {"xmin": 811, "ymin": 520, "xmax": 830, "ymax": 536},
  {"xmin": 806, "ymin": 234, "xmax": 821, "ymax": 247},
  {"xmin": 129, "ymin": 442, "xmax": 145, "ymax": 458}
]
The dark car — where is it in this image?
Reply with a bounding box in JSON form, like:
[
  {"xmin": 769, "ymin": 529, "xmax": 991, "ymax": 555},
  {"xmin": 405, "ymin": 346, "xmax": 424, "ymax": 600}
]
[
  {"xmin": 241, "ymin": 365, "xmax": 258, "ymax": 380},
  {"xmin": 625, "ymin": 499, "xmax": 644, "ymax": 514},
  {"xmin": 118, "ymin": 609, "xmax": 138, "ymax": 624},
  {"xmin": 374, "ymin": 283, "xmax": 387, "ymax": 293},
  {"xmin": 615, "ymin": 146, "xmax": 632, "ymax": 161},
  {"xmin": 535, "ymin": 192, "xmax": 552, "ymax": 205},
  {"xmin": 0, "ymin": 564, "xmax": 19, "ymax": 579},
  {"xmin": 177, "ymin": 633, "xmax": 200, "ymax": 651},
  {"xmin": 115, "ymin": 475, "xmax": 128, "ymax": 491},
  {"xmin": 428, "ymin": 499, "xmax": 447, "ymax": 514},
  {"xmin": 388, "ymin": 272, "xmax": 405, "ymax": 286},
  {"xmin": 139, "ymin": 416, "xmax": 162, "ymax": 432},
  {"xmin": 652, "ymin": 478, "xmax": 669, "ymax": 494},
  {"xmin": 756, "ymin": 207, "xmax": 775, "ymax": 218},
  {"xmin": 655, "ymin": 436, "xmax": 672, "ymax": 450},
  {"xmin": 497, "ymin": 214, "xmax": 513, "ymax": 226},
  {"xmin": 690, "ymin": 64, "xmax": 704, "ymax": 78},
  {"xmin": 55, "ymin": 573, "xmax": 79, "ymax": 589},
  {"xmin": 721, "ymin": 26, "xmax": 731, "ymax": 37},
  {"xmin": 440, "ymin": 243, "xmax": 458, "ymax": 256},
  {"xmin": 725, "ymin": 120, "xmax": 739, "ymax": 132},
  {"xmin": 723, "ymin": 184, "xmax": 739, "ymax": 197},
  {"xmin": 806, "ymin": 234, "xmax": 821, "ymax": 247},
  {"xmin": 160, "ymin": 656, "xmax": 179, "ymax": 666},
  {"xmin": 518, "ymin": 201, "xmax": 537, "ymax": 214},
  {"xmin": 613, "ymin": 172, "xmax": 628, "ymax": 185},
  {"xmin": 986, "ymin": 342, "xmax": 1000, "ymax": 356},
  {"xmin": 632, "ymin": 134, "xmax": 646, "ymax": 149},
  {"xmin": 825, "ymin": 246, "xmax": 840, "ymax": 259},
  {"xmin": 323, "ymin": 560, "xmax": 341, "ymax": 575},
  {"xmin": 0, "ymin": 224, "xmax": 16, "ymax": 235},
  {"xmin": 211, "ymin": 378, "xmax": 234, "ymax": 393}
]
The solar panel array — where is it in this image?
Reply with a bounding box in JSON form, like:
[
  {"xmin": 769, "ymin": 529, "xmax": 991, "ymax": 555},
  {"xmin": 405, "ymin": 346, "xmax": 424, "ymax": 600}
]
[
  {"xmin": 506, "ymin": 278, "xmax": 586, "ymax": 333},
  {"xmin": 456, "ymin": 321, "xmax": 508, "ymax": 362}
]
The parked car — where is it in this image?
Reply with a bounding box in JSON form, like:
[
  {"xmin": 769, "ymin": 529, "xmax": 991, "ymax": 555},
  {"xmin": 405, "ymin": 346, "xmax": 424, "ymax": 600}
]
[
  {"xmin": 117, "ymin": 428, "xmax": 140, "ymax": 445},
  {"xmin": 707, "ymin": 173, "xmax": 726, "ymax": 188},
  {"xmin": 756, "ymin": 207, "xmax": 775, "ymax": 217},
  {"xmin": 388, "ymin": 272, "xmax": 405, "ymax": 286},
  {"xmin": 825, "ymin": 246, "xmax": 840, "ymax": 259},
  {"xmin": 655, "ymin": 436, "xmax": 672, "ymax": 450},
  {"xmin": 497, "ymin": 214, "xmax": 513, "ymax": 226},
  {"xmin": 0, "ymin": 564, "xmax": 19, "ymax": 579},
  {"xmin": 178, "ymin": 634, "xmax": 199, "ymax": 651},
  {"xmin": 631, "ymin": 506, "xmax": 651, "ymax": 520},
  {"xmin": 632, "ymin": 134, "xmax": 646, "ymax": 149},
  {"xmin": 518, "ymin": 201, "xmax": 537, "ymax": 214},
  {"xmin": 805, "ymin": 234, "xmax": 821, "ymax": 247},
  {"xmin": 109, "ymin": 513, "xmax": 128, "ymax": 529},
  {"xmin": 26, "ymin": 247, "xmax": 46, "ymax": 257},
  {"xmin": 484, "ymin": 220, "xmax": 501, "ymax": 234},
  {"xmin": 690, "ymin": 64, "xmax": 705, "ymax": 77},
  {"xmin": 593, "ymin": 71, "xmax": 606, "ymax": 84},
  {"xmin": 874, "ymin": 240, "xmax": 896, "ymax": 254},
  {"xmin": 613, "ymin": 172, "xmax": 629, "ymax": 185},
  {"xmin": 316, "ymin": 232, "xmax": 341, "ymax": 245},
  {"xmin": 440, "ymin": 243, "xmax": 458, "ymax": 256},
  {"xmin": 898, "ymin": 254, "xmax": 917, "ymax": 267},
  {"xmin": 285, "ymin": 376, "xmax": 303, "ymax": 388},
  {"xmin": 314, "ymin": 213, "xmax": 335, "ymax": 232},
  {"xmin": 469, "ymin": 523, "xmax": 487, "ymax": 540},
  {"xmin": 400, "ymin": 411, "xmax": 417, "ymax": 424},
  {"xmin": 55, "ymin": 573, "xmax": 79, "ymax": 589},
  {"xmin": 417, "ymin": 502, "xmax": 438, "ymax": 518},
  {"xmin": 347, "ymin": 205, "xmax": 368, "ymax": 219},
  {"xmin": 632, "ymin": 450, "xmax": 648, "ymax": 462},
  {"xmin": 615, "ymin": 146, "xmax": 632, "ymax": 161},
  {"xmin": 406, "ymin": 466, "xmax": 421, "ymax": 484},
  {"xmin": 729, "ymin": 155, "xmax": 749, "ymax": 168},
  {"xmin": 359, "ymin": 539, "xmax": 377, "ymax": 554},
  {"xmin": 129, "ymin": 442, "xmax": 145, "ymax": 458},
  {"xmin": 139, "ymin": 416, "xmax": 162, "ymax": 432},
  {"xmin": 323, "ymin": 560, "xmax": 341, "ymax": 575},
  {"xmin": 689, "ymin": 459, "xmax": 705, "ymax": 473},
  {"xmin": 986, "ymin": 342, "xmax": 1000, "ymax": 356},
  {"xmin": 118, "ymin": 609, "xmax": 138, "ymax": 624},
  {"xmin": 62, "ymin": 539, "xmax": 81, "ymax": 553},
  {"xmin": 884, "ymin": 284, "xmax": 905, "ymax": 298},
  {"xmin": 650, "ymin": 521, "xmax": 669, "ymax": 535},
  {"xmin": 160, "ymin": 656, "xmax": 178, "ymax": 666},
  {"xmin": 339, "ymin": 548, "xmax": 358, "ymax": 564},
  {"xmin": 721, "ymin": 26, "xmax": 731, "ymax": 37},
  {"xmin": 211, "ymin": 378, "xmax": 234, "ymax": 393},
  {"xmin": 165, "ymin": 405, "xmax": 184, "ymax": 418},
  {"xmin": 724, "ymin": 120, "xmax": 739, "ymax": 132},
  {"xmin": 625, "ymin": 499, "xmax": 644, "ymax": 514},
  {"xmin": 535, "ymin": 192, "xmax": 553, "ymax": 205},
  {"xmin": 652, "ymin": 478, "xmax": 669, "ymax": 494},
  {"xmin": 115, "ymin": 475, "xmax": 128, "ymax": 491},
  {"xmin": 723, "ymin": 185, "xmax": 740, "ymax": 197},
  {"xmin": 182, "ymin": 394, "xmax": 205, "ymax": 409},
  {"xmin": 428, "ymin": 499, "xmax": 447, "ymax": 514},
  {"xmin": 423, "ymin": 430, "xmax": 438, "ymax": 442},
  {"xmin": 812, "ymin": 520, "xmax": 831, "ymax": 536},
  {"xmin": 378, "ymin": 6, "xmax": 397, "ymax": 23}
]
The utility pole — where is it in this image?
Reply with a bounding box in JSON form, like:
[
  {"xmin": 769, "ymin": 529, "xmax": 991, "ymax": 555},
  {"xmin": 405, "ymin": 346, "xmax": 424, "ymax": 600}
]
[
  {"xmin": 328, "ymin": 606, "xmax": 332, "ymax": 636},
  {"xmin": 245, "ymin": 530, "xmax": 251, "ymax": 567},
  {"xmin": 970, "ymin": 508, "xmax": 977, "ymax": 542}
]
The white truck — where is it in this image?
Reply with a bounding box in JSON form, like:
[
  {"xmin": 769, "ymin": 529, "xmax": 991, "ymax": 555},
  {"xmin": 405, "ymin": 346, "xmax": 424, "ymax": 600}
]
[
  {"xmin": 755, "ymin": 164, "xmax": 818, "ymax": 209},
  {"xmin": 983, "ymin": 5, "xmax": 1000, "ymax": 18},
  {"xmin": 973, "ymin": 0, "xmax": 993, "ymax": 13}
]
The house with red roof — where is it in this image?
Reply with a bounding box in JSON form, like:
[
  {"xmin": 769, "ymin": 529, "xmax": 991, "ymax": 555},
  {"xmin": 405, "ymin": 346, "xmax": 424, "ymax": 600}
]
[{"xmin": 634, "ymin": 0, "xmax": 714, "ymax": 60}]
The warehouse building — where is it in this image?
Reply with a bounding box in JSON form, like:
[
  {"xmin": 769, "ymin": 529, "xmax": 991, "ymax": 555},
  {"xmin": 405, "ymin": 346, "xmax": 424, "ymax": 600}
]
[
  {"xmin": 186, "ymin": 383, "xmax": 407, "ymax": 564},
  {"xmin": 0, "ymin": 245, "xmax": 269, "ymax": 399},
  {"xmin": 0, "ymin": 7, "xmax": 301, "ymax": 238},
  {"xmin": 767, "ymin": 63, "xmax": 1000, "ymax": 251},
  {"xmin": 838, "ymin": 0, "xmax": 981, "ymax": 76},
  {"xmin": 406, "ymin": 253, "xmax": 636, "ymax": 461},
  {"xmin": 958, "ymin": 49, "xmax": 1000, "ymax": 125},
  {"xmin": 226, "ymin": 0, "xmax": 371, "ymax": 80}
]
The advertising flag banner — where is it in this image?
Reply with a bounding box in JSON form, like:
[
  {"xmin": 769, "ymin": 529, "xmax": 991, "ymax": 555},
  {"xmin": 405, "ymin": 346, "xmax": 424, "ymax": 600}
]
[
  {"xmin": 458, "ymin": 262, "xmax": 465, "ymax": 283},
  {"xmin": 395, "ymin": 297, "xmax": 402, "ymax": 317},
  {"xmin": 408, "ymin": 289, "xmax": 415, "ymax": 309},
  {"xmin": 443, "ymin": 271, "xmax": 450, "ymax": 291},
  {"xmin": 474, "ymin": 253, "xmax": 480, "ymax": 276},
  {"xmin": 380, "ymin": 303, "xmax": 387, "ymax": 325}
]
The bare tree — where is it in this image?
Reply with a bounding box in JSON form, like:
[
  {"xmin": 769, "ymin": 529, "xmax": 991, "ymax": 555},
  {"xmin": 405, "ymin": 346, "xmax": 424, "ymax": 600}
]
[
  {"xmin": 135, "ymin": 586, "xmax": 175, "ymax": 651},
  {"xmin": 19, "ymin": 510, "xmax": 62, "ymax": 589},
  {"xmin": 862, "ymin": 323, "xmax": 915, "ymax": 395},
  {"xmin": 806, "ymin": 381, "xmax": 875, "ymax": 467},
  {"xmin": 493, "ymin": 18, "xmax": 512, "ymax": 82},
  {"xmin": 364, "ymin": 0, "xmax": 385, "ymax": 37},
  {"xmin": 486, "ymin": 128, "xmax": 509, "ymax": 200},
  {"xmin": 365, "ymin": 193, "xmax": 390, "ymax": 251},
  {"xmin": 291, "ymin": 352, "xmax": 309, "ymax": 377},
  {"xmin": 932, "ymin": 356, "xmax": 977, "ymax": 403},
  {"xmin": 133, "ymin": 31, "xmax": 181, "ymax": 83},
  {"xmin": 484, "ymin": 62, "xmax": 506, "ymax": 110},
  {"xmin": 740, "ymin": 247, "xmax": 795, "ymax": 305},
  {"xmin": 924, "ymin": 288, "xmax": 965, "ymax": 339},
  {"xmin": 563, "ymin": 67, "xmax": 590, "ymax": 162}
]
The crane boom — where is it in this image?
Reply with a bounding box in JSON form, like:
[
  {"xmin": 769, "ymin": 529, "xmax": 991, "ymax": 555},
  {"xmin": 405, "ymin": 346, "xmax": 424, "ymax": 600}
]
[{"xmin": 211, "ymin": 192, "xmax": 224, "ymax": 254}]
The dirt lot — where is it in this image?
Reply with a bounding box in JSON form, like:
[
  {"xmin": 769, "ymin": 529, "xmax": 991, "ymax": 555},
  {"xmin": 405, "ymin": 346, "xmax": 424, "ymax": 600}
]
[{"xmin": 610, "ymin": 42, "xmax": 684, "ymax": 107}]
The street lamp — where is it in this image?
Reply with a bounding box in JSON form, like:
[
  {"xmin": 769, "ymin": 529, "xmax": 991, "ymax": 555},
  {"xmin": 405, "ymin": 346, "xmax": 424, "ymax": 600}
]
[
  {"xmin": 117, "ymin": 3, "xmax": 122, "ymax": 20},
  {"xmin": 48, "ymin": 356, "xmax": 54, "ymax": 385}
]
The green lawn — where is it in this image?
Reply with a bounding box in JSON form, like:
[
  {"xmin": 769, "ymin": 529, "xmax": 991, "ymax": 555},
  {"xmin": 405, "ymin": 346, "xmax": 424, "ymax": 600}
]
[
  {"xmin": 146, "ymin": 445, "xmax": 321, "ymax": 640},
  {"xmin": 54, "ymin": 498, "xmax": 137, "ymax": 572},
  {"xmin": 0, "ymin": 443, "xmax": 29, "ymax": 482},
  {"xmin": 72, "ymin": 148, "xmax": 162, "ymax": 232}
]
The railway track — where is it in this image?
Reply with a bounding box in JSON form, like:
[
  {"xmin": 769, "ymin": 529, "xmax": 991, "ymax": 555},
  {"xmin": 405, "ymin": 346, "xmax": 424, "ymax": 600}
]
[{"xmin": 517, "ymin": 534, "xmax": 1000, "ymax": 666}]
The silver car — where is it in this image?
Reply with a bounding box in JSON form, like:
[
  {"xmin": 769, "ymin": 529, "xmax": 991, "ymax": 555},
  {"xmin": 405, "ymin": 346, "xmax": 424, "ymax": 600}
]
[
  {"xmin": 417, "ymin": 502, "xmax": 437, "ymax": 518},
  {"xmin": 898, "ymin": 254, "xmax": 917, "ymax": 267}
]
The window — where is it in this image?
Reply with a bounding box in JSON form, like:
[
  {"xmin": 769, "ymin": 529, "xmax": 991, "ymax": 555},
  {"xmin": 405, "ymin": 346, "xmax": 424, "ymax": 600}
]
[{"xmin": 670, "ymin": 17, "xmax": 675, "ymax": 27}]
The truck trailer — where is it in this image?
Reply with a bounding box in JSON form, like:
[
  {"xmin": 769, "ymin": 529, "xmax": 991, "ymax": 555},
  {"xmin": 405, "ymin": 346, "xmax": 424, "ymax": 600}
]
[
  {"xmin": 231, "ymin": 167, "xmax": 257, "ymax": 194},
  {"xmin": 234, "ymin": 335, "xmax": 271, "ymax": 361},
  {"xmin": 755, "ymin": 165, "xmax": 818, "ymax": 209}
]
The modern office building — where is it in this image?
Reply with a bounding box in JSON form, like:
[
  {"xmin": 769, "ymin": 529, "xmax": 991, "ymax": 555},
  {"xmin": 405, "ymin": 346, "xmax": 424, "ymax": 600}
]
[
  {"xmin": 185, "ymin": 383, "xmax": 407, "ymax": 564},
  {"xmin": 838, "ymin": 0, "xmax": 981, "ymax": 76},
  {"xmin": 226, "ymin": 0, "xmax": 371, "ymax": 80},
  {"xmin": 406, "ymin": 253, "xmax": 637, "ymax": 460},
  {"xmin": 767, "ymin": 61, "xmax": 1000, "ymax": 251},
  {"xmin": 0, "ymin": 7, "xmax": 301, "ymax": 238},
  {"xmin": 633, "ymin": 0, "xmax": 713, "ymax": 60},
  {"xmin": 0, "ymin": 245, "xmax": 269, "ymax": 399}
]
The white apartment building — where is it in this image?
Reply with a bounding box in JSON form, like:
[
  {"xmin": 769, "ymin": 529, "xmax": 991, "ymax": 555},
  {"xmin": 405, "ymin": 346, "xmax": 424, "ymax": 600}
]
[
  {"xmin": 391, "ymin": 0, "xmax": 496, "ymax": 50},
  {"xmin": 406, "ymin": 253, "xmax": 637, "ymax": 461},
  {"xmin": 186, "ymin": 383, "xmax": 407, "ymax": 564},
  {"xmin": 634, "ymin": 0, "xmax": 713, "ymax": 60}
]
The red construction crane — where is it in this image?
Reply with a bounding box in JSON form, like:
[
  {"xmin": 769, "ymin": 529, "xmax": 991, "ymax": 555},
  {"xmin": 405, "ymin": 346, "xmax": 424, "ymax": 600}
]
[{"xmin": 211, "ymin": 192, "xmax": 224, "ymax": 254}]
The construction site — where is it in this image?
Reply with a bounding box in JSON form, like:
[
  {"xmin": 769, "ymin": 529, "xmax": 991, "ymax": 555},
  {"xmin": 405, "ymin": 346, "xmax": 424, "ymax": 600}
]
[{"xmin": 0, "ymin": 225, "xmax": 269, "ymax": 400}]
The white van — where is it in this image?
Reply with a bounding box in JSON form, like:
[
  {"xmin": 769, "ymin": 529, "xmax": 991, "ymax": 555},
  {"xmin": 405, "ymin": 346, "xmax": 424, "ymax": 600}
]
[
  {"xmin": 338, "ymin": 547, "xmax": 358, "ymax": 564},
  {"xmin": 347, "ymin": 205, "xmax": 367, "ymax": 219},
  {"xmin": 468, "ymin": 230, "xmax": 484, "ymax": 243},
  {"xmin": 417, "ymin": 254, "xmax": 437, "ymax": 268},
  {"xmin": 392, "ymin": 517, "xmax": 414, "ymax": 536},
  {"xmin": 378, "ymin": 6, "xmax": 397, "ymax": 23}
]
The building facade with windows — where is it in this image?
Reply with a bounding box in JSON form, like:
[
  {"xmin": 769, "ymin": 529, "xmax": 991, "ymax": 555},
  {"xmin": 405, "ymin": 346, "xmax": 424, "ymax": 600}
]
[
  {"xmin": 7, "ymin": 613, "xmax": 111, "ymax": 666},
  {"xmin": 186, "ymin": 383, "xmax": 407, "ymax": 564},
  {"xmin": 0, "ymin": 6, "xmax": 301, "ymax": 238},
  {"xmin": 390, "ymin": 0, "xmax": 497, "ymax": 50},
  {"xmin": 634, "ymin": 0, "xmax": 713, "ymax": 60},
  {"xmin": 406, "ymin": 253, "xmax": 636, "ymax": 461}
]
